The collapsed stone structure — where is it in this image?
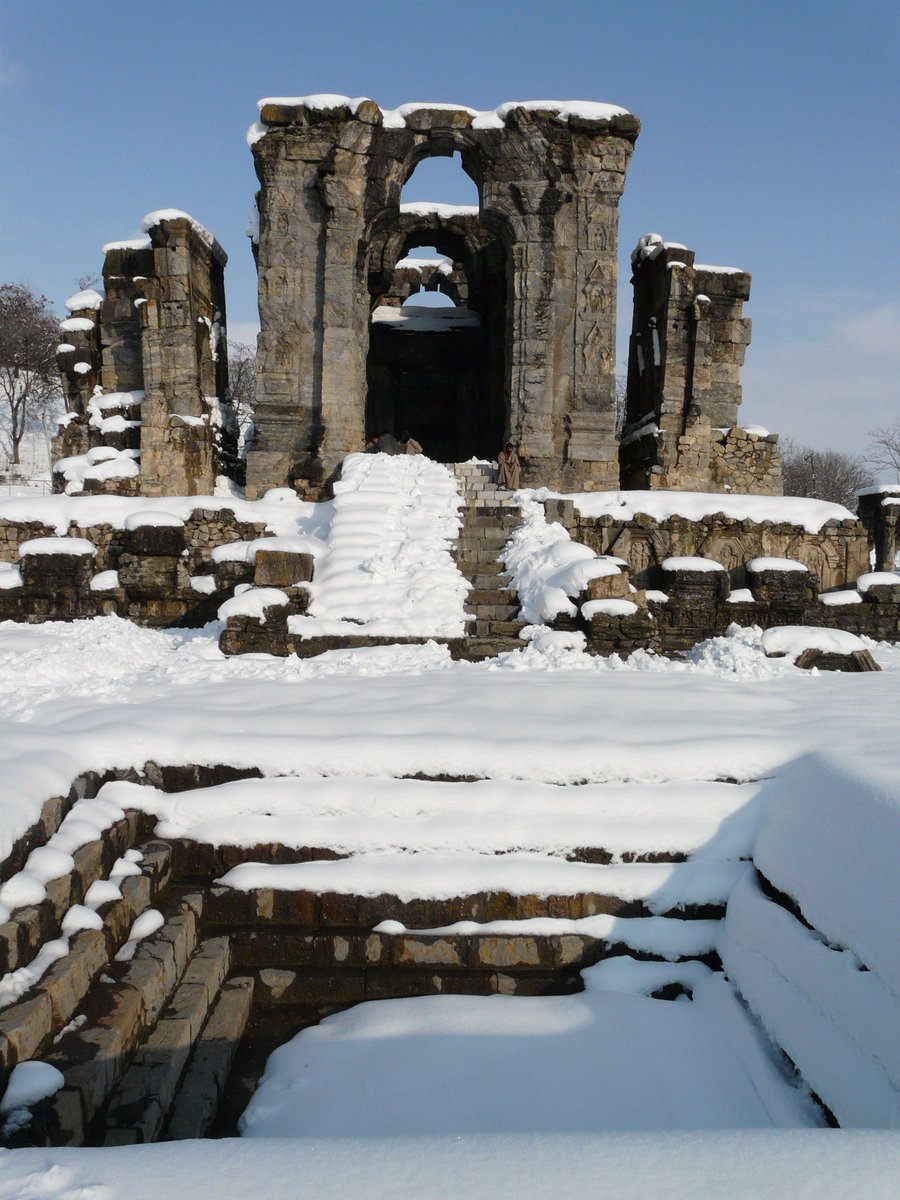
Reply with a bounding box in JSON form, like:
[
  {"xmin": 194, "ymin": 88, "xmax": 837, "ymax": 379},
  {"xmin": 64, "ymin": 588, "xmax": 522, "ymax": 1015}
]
[
  {"xmin": 0, "ymin": 92, "xmax": 884, "ymax": 655},
  {"xmin": 244, "ymin": 98, "xmax": 641, "ymax": 495},
  {"xmin": 50, "ymin": 95, "xmax": 785, "ymax": 502},
  {"xmin": 53, "ymin": 211, "xmax": 236, "ymax": 498},
  {"xmin": 620, "ymin": 235, "xmax": 781, "ymax": 494}
]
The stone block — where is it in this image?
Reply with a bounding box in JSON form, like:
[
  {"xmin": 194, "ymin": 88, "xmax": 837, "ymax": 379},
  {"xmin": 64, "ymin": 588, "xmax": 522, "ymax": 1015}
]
[
  {"xmin": 118, "ymin": 553, "xmax": 181, "ymax": 598},
  {"xmin": 0, "ymin": 991, "xmax": 52, "ymax": 1063},
  {"xmin": 20, "ymin": 551, "xmax": 93, "ymax": 596},
  {"xmin": 123, "ymin": 524, "xmax": 185, "ymax": 557},
  {"xmin": 254, "ymin": 967, "xmax": 365, "ymax": 1005},
  {"xmin": 41, "ymin": 929, "xmax": 109, "ymax": 1025},
  {"xmin": 254, "ymin": 549, "xmax": 314, "ymax": 587}
]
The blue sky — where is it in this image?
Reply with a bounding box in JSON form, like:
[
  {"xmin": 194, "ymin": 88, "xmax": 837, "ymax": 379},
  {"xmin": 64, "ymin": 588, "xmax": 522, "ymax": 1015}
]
[{"xmin": 1, "ymin": 0, "xmax": 897, "ymax": 457}]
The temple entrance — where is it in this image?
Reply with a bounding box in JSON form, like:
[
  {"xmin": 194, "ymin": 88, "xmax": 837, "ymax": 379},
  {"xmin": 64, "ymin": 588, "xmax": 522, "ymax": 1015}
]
[
  {"xmin": 365, "ymin": 154, "xmax": 508, "ymax": 464},
  {"xmin": 367, "ymin": 296, "xmax": 502, "ymax": 463}
]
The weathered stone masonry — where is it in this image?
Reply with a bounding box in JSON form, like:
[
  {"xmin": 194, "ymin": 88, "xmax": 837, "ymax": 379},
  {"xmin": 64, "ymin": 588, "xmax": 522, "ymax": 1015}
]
[
  {"xmin": 54, "ymin": 213, "xmax": 236, "ymax": 497},
  {"xmin": 244, "ymin": 99, "xmax": 641, "ymax": 497},
  {"xmin": 620, "ymin": 235, "xmax": 781, "ymax": 494}
]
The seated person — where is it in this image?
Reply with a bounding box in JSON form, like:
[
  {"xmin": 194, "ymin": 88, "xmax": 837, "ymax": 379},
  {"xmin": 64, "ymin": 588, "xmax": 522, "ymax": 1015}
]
[{"xmin": 497, "ymin": 441, "xmax": 521, "ymax": 489}]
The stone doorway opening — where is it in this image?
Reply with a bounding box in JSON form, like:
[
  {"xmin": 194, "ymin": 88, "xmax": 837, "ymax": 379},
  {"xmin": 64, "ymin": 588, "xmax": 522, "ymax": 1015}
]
[{"xmin": 365, "ymin": 155, "xmax": 509, "ymax": 465}]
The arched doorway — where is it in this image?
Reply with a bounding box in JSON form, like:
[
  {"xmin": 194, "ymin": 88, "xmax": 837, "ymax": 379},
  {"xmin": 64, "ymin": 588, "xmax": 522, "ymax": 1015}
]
[{"xmin": 365, "ymin": 154, "xmax": 508, "ymax": 464}]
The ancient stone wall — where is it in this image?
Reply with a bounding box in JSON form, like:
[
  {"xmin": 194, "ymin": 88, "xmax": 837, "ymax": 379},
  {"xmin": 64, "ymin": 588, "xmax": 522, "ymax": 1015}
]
[
  {"xmin": 579, "ymin": 567, "xmax": 900, "ymax": 656},
  {"xmin": 0, "ymin": 507, "xmax": 267, "ymax": 628},
  {"xmin": 545, "ymin": 499, "xmax": 868, "ymax": 592},
  {"xmin": 245, "ymin": 98, "xmax": 640, "ymax": 497},
  {"xmin": 619, "ymin": 235, "xmax": 778, "ymax": 494}
]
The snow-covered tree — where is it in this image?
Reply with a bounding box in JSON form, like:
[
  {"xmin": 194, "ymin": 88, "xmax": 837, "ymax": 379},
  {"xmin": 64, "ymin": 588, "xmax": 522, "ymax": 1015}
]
[{"xmin": 0, "ymin": 283, "xmax": 62, "ymax": 469}]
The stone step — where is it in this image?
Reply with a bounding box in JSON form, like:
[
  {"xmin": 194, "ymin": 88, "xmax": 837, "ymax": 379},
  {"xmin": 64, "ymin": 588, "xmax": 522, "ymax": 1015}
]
[
  {"xmin": 465, "ymin": 604, "xmax": 521, "ymax": 622},
  {"xmin": 463, "ymin": 512, "xmax": 521, "ymax": 527},
  {"xmin": 102, "ymin": 934, "xmax": 231, "ymax": 1145},
  {"xmin": 453, "ymin": 546, "xmax": 508, "ymax": 564},
  {"xmin": 163, "ymin": 975, "xmax": 255, "ymax": 1141},
  {"xmin": 0, "ymin": 840, "xmax": 171, "ymax": 1076},
  {"xmin": 466, "ymin": 588, "xmax": 516, "ymax": 606},
  {"xmin": 41, "ymin": 891, "xmax": 204, "ymax": 1145},
  {"xmin": 227, "ymin": 926, "xmax": 715, "ymax": 977},
  {"xmin": 470, "ymin": 571, "xmax": 512, "ymax": 588},
  {"xmin": 449, "ymin": 636, "xmax": 526, "ymax": 661},
  {"xmin": 0, "ymin": 809, "xmax": 149, "ymax": 978},
  {"xmin": 250, "ymin": 964, "xmax": 581, "ymax": 1006},
  {"xmin": 471, "ymin": 618, "xmax": 529, "ymax": 637},
  {"xmin": 207, "ymin": 881, "xmax": 725, "ymax": 932}
]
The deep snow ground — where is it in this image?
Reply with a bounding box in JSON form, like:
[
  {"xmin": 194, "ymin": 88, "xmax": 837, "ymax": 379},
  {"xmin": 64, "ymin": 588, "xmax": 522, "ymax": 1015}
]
[{"xmin": 0, "ymin": 617, "xmax": 898, "ymax": 1196}]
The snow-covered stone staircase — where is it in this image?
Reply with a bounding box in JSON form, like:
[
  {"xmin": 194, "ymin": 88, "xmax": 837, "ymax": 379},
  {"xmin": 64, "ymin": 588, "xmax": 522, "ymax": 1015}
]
[
  {"xmin": 451, "ymin": 462, "xmax": 528, "ymax": 660},
  {"xmin": 6, "ymin": 754, "xmax": 852, "ymax": 1142}
]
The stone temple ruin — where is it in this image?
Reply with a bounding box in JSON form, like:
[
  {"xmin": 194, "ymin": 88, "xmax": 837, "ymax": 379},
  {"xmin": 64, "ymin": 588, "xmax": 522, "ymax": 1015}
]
[
  {"xmin": 52, "ymin": 97, "xmax": 783, "ymax": 500},
  {"xmin": 0, "ymin": 97, "xmax": 899, "ymax": 1156},
  {"xmin": 0, "ymin": 94, "xmax": 896, "ymax": 658}
]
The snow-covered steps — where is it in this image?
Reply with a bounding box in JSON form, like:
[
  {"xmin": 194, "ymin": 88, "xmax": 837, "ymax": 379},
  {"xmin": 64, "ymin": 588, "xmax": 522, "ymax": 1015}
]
[
  {"xmin": 212, "ymin": 854, "xmax": 748, "ymax": 922},
  {"xmin": 289, "ymin": 452, "xmax": 469, "ymax": 641},
  {"xmin": 100, "ymin": 775, "xmax": 760, "ymax": 870},
  {"xmin": 451, "ymin": 463, "xmax": 528, "ymax": 659}
]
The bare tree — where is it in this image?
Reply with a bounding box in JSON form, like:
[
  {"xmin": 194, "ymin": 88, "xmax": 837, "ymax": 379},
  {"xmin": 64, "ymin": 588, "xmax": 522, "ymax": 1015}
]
[
  {"xmin": 227, "ymin": 340, "xmax": 256, "ymax": 457},
  {"xmin": 780, "ymin": 437, "xmax": 875, "ymax": 511},
  {"xmin": 867, "ymin": 420, "xmax": 900, "ymax": 480},
  {"xmin": 0, "ymin": 283, "xmax": 62, "ymax": 469},
  {"xmin": 614, "ymin": 374, "xmax": 627, "ymax": 437}
]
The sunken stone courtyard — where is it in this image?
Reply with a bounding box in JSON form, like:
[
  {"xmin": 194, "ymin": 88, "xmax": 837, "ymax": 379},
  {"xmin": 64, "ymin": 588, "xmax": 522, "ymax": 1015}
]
[{"xmin": 0, "ymin": 92, "xmax": 898, "ymax": 1199}]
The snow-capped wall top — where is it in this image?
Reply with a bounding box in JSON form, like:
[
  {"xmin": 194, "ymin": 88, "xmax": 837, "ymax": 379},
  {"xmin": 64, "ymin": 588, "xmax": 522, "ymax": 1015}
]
[
  {"xmin": 251, "ymin": 96, "xmax": 635, "ymax": 142},
  {"xmin": 60, "ymin": 316, "xmax": 96, "ymax": 333},
  {"xmin": 18, "ymin": 537, "xmax": 96, "ymax": 558},
  {"xmin": 102, "ymin": 236, "xmax": 152, "ymax": 254},
  {"xmin": 631, "ymin": 233, "xmax": 689, "ymax": 266},
  {"xmin": 547, "ymin": 489, "xmax": 858, "ymax": 535},
  {"xmin": 399, "ymin": 201, "xmax": 479, "ymax": 219},
  {"xmin": 746, "ymin": 558, "xmax": 808, "ymax": 573},
  {"xmin": 140, "ymin": 210, "xmax": 227, "ymax": 265},
  {"xmin": 64, "ymin": 288, "xmax": 103, "ymax": 313},
  {"xmin": 661, "ymin": 556, "xmax": 726, "ymax": 573},
  {"xmin": 695, "ymin": 264, "xmax": 747, "ymax": 275}
]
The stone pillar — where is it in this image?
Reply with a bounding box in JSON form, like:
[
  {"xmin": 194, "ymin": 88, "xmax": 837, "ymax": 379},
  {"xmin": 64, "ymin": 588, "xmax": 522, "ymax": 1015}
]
[
  {"xmin": 138, "ymin": 214, "xmax": 229, "ymax": 496},
  {"xmin": 621, "ymin": 236, "xmax": 771, "ymax": 494},
  {"xmin": 480, "ymin": 109, "xmax": 637, "ymax": 491}
]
